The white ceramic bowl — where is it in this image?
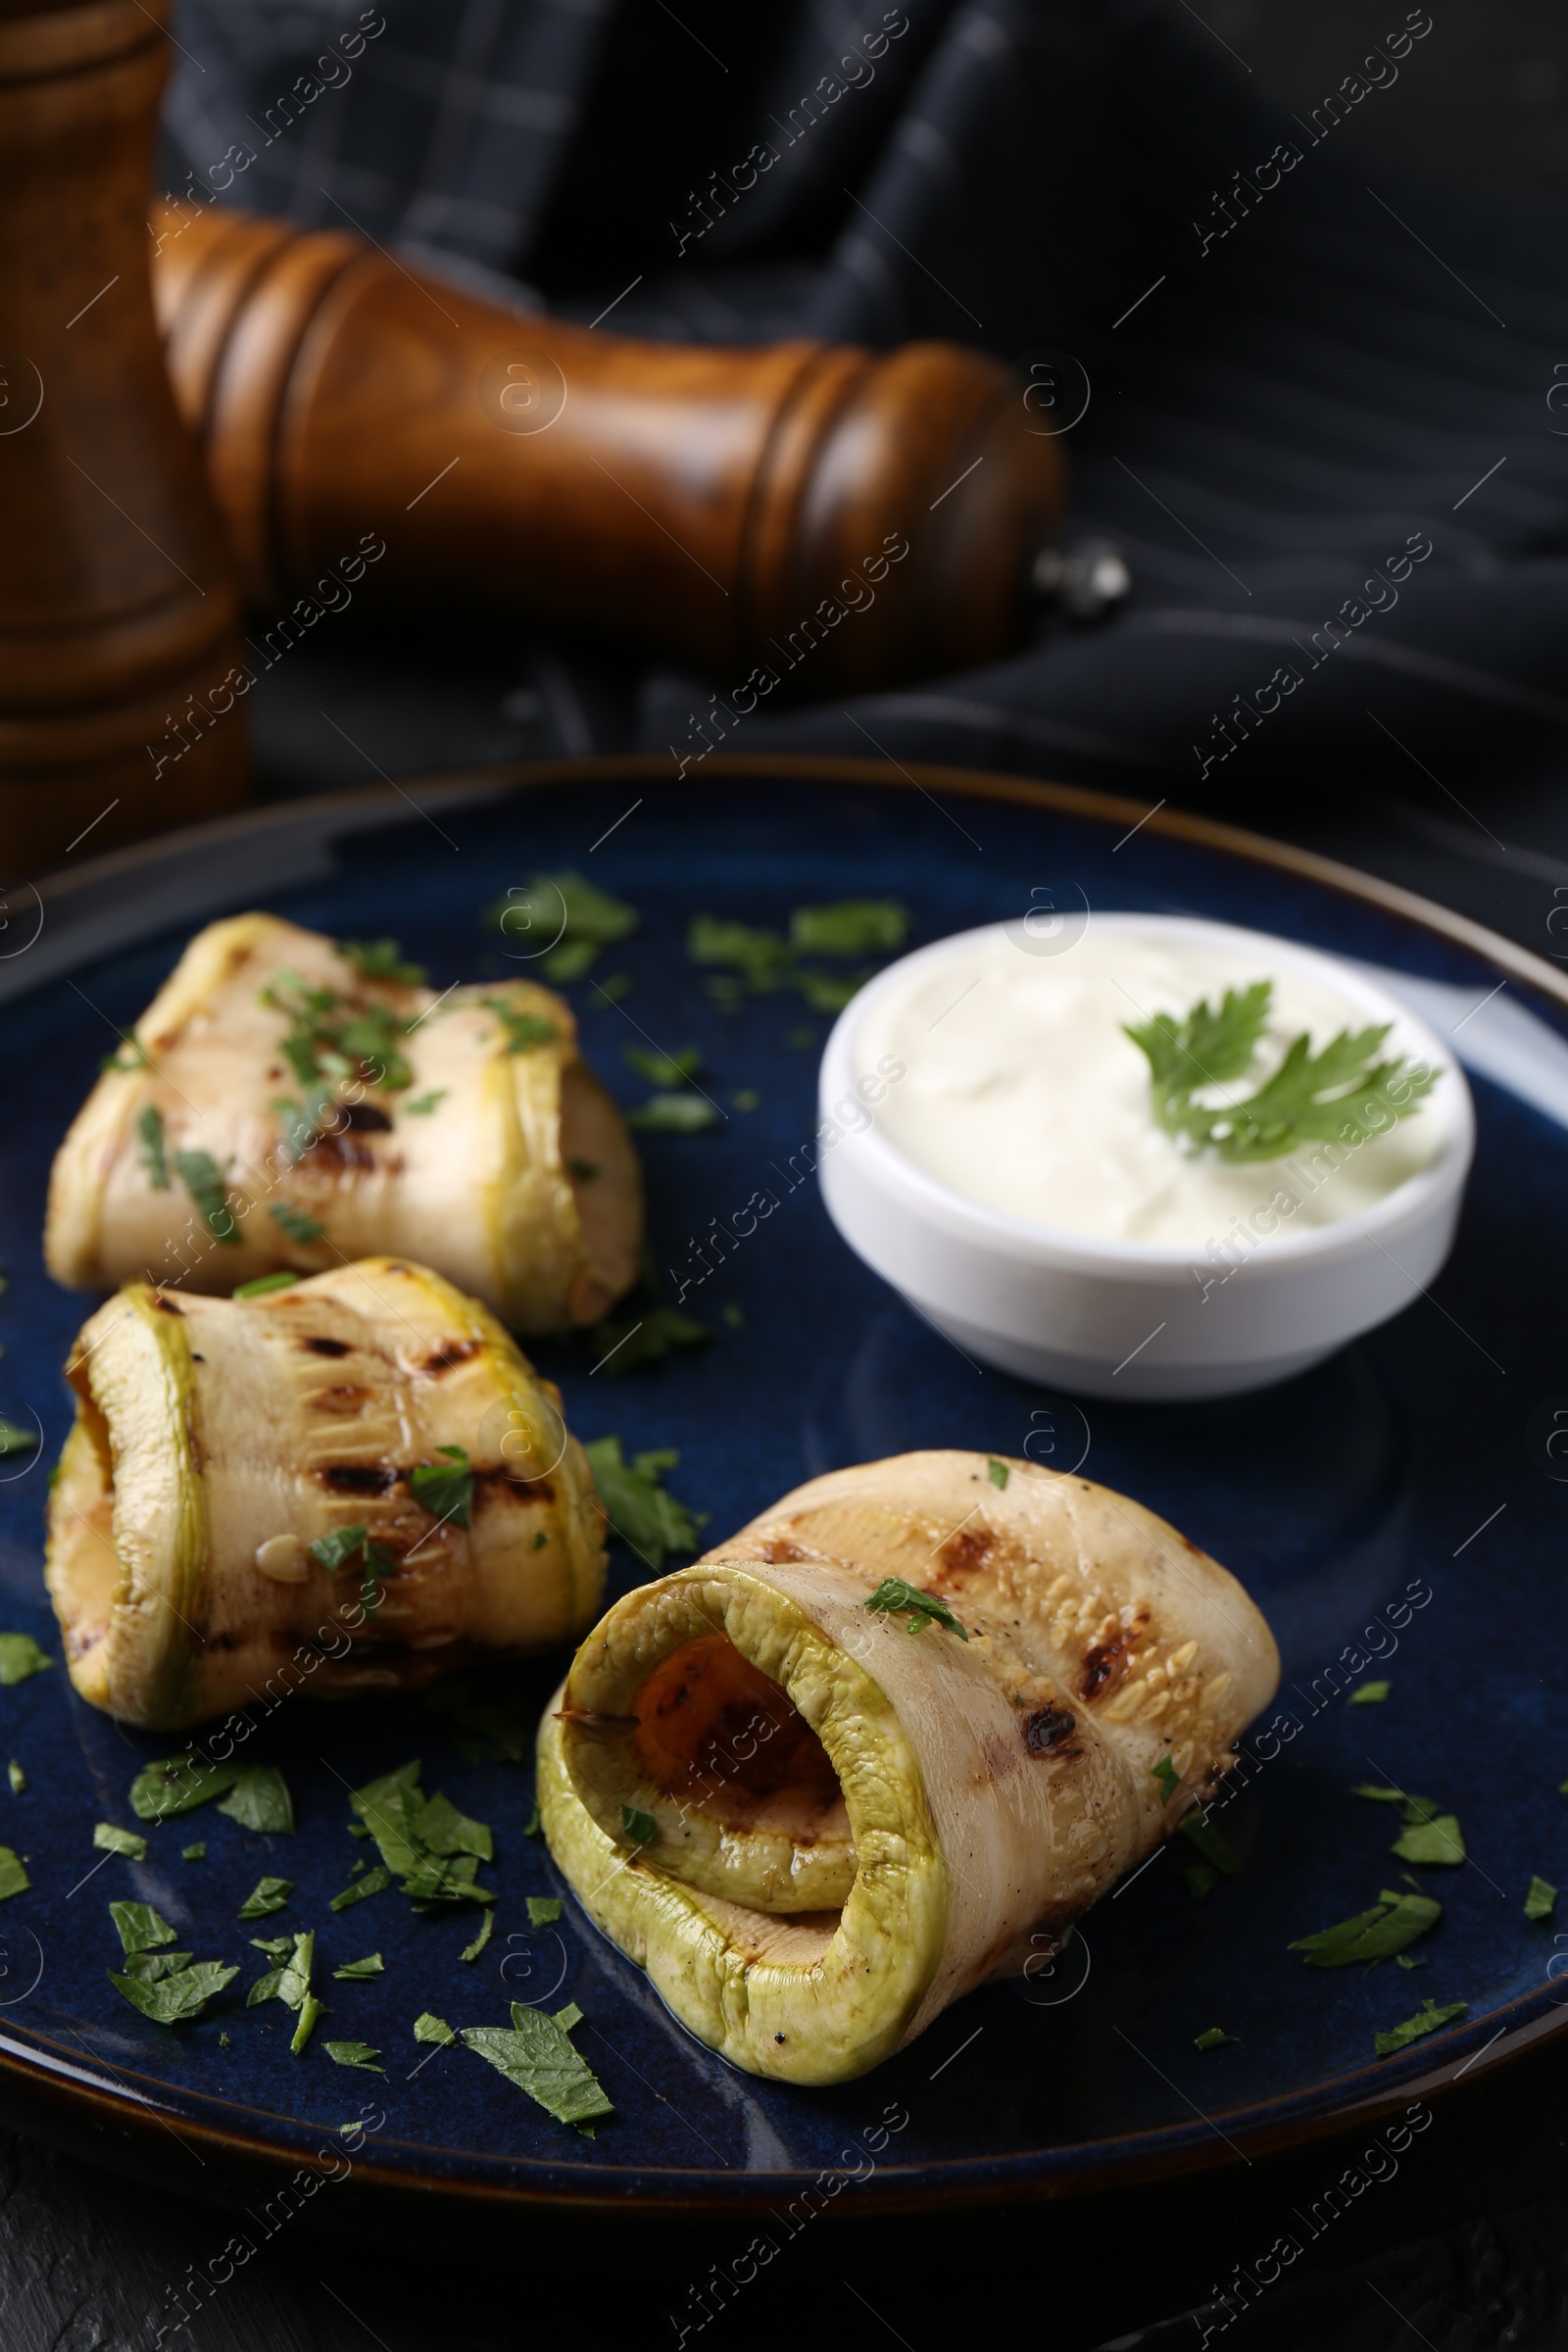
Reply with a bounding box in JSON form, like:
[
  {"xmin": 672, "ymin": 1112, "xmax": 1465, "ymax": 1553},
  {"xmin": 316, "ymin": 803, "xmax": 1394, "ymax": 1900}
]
[{"xmin": 817, "ymin": 914, "xmax": 1475, "ymax": 1401}]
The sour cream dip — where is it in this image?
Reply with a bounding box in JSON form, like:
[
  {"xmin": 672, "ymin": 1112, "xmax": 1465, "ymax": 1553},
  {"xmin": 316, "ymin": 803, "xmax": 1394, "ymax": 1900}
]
[{"xmin": 853, "ymin": 921, "xmax": 1443, "ymax": 1249}]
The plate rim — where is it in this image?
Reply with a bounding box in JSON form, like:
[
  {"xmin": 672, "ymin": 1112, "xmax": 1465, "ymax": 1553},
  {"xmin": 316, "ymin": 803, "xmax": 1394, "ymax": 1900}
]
[{"xmin": 3, "ymin": 750, "xmax": 1557, "ymax": 2215}]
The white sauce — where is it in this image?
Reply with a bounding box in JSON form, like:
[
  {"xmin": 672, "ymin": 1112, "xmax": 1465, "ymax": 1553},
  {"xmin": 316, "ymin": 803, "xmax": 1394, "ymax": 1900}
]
[{"xmin": 857, "ymin": 927, "xmax": 1442, "ymax": 1247}]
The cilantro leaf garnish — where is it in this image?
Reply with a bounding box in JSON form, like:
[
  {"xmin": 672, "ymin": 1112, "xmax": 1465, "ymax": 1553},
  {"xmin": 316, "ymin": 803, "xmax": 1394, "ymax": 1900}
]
[
  {"xmin": 486, "ymin": 872, "xmax": 639, "ymax": 982},
  {"xmin": 462, "ymin": 2001, "xmax": 613, "ymax": 2129},
  {"xmin": 626, "ymin": 1093, "xmax": 718, "ymax": 1134},
  {"xmin": 1525, "ymin": 1874, "xmax": 1557, "ymax": 1922},
  {"xmin": 526, "ymin": 1896, "xmax": 563, "ymax": 1927},
  {"xmin": 410, "ymin": 1446, "xmax": 476, "ymax": 1529},
  {"xmin": 110, "ymin": 1959, "xmax": 238, "ymax": 2024},
  {"xmin": 863, "ymin": 1578, "xmax": 968, "ymax": 1641},
  {"xmin": 622, "ymin": 1044, "xmax": 702, "ymax": 1088},
  {"xmin": 620, "ymin": 1805, "xmax": 656, "ymax": 1847},
  {"xmin": 136, "ymin": 1102, "xmax": 171, "ymax": 1190},
  {"xmin": 233, "ymin": 1271, "xmax": 301, "ymax": 1299},
  {"xmin": 1151, "ymin": 1756, "xmax": 1180, "ymax": 1805},
  {"xmin": 1124, "ymin": 978, "xmax": 1440, "ymax": 1163},
  {"xmin": 0, "ymin": 1633, "xmax": 50, "ymax": 1684},
  {"xmin": 1348, "ymin": 1680, "xmax": 1391, "ymax": 1705},
  {"xmin": 270, "ymin": 1200, "xmax": 325, "ymax": 1245},
  {"xmin": 414, "ymin": 2012, "xmax": 456, "ymax": 2045},
  {"xmin": 340, "ymin": 937, "xmax": 426, "ymax": 985},
  {"xmin": 93, "ymin": 1823, "xmax": 146, "ymax": 1861},
  {"xmin": 1193, "ymin": 2027, "xmax": 1237, "ymax": 2051},
  {"xmin": 324, "ymin": 2040, "xmax": 384, "ymax": 2072},
  {"xmin": 237, "ymin": 1876, "xmax": 292, "ymax": 1920},
  {"xmin": 173, "ymin": 1149, "xmax": 241, "ymax": 1244},
  {"xmin": 1289, "ymin": 1887, "xmax": 1442, "ymax": 1967},
  {"xmin": 582, "ymin": 1437, "xmax": 708, "ymax": 1569},
  {"xmin": 1373, "ymin": 1997, "xmax": 1467, "ymax": 2058}
]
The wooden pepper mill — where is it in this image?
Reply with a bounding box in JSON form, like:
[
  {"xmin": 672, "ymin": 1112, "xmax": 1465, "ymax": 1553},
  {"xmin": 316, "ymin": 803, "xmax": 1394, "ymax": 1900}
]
[
  {"xmin": 152, "ymin": 200, "xmax": 1066, "ymax": 694},
  {"xmin": 0, "ymin": 0, "xmax": 247, "ymax": 872}
]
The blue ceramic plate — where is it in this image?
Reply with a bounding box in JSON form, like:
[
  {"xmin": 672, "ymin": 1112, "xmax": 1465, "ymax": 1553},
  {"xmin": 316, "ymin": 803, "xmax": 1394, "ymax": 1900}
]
[{"xmin": 0, "ymin": 755, "xmax": 1562, "ymax": 2218}]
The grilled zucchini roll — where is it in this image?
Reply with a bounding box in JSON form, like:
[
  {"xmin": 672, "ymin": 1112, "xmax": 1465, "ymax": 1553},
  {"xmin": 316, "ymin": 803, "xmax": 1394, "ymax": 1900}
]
[
  {"xmin": 45, "ymin": 1258, "xmax": 607, "ymax": 1729},
  {"xmin": 541, "ymin": 1450, "xmax": 1278, "ymax": 2084},
  {"xmin": 44, "ymin": 912, "xmax": 640, "ymax": 1332}
]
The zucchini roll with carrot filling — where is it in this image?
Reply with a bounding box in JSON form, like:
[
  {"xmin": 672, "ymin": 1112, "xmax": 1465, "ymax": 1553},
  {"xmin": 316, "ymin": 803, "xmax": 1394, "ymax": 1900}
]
[
  {"xmin": 44, "ymin": 912, "xmax": 640, "ymax": 1331},
  {"xmin": 540, "ymin": 1450, "xmax": 1279, "ymax": 2084},
  {"xmin": 45, "ymin": 1257, "xmax": 607, "ymax": 1729}
]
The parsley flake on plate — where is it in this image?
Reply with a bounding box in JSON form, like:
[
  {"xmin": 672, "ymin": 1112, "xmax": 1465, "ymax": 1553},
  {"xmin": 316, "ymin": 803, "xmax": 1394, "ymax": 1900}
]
[
  {"xmin": 237, "ymin": 1876, "xmax": 293, "ymax": 1920},
  {"xmin": 233, "ymin": 1271, "xmax": 301, "ymax": 1299},
  {"xmin": 481, "ymin": 998, "xmax": 559, "ymax": 1054},
  {"xmin": 1193, "ymin": 2028, "xmax": 1238, "ymax": 2051},
  {"xmin": 128, "ymin": 1756, "xmax": 294, "ymax": 1831},
  {"xmin": 248, "ymin": 1929, "xmax": 321, "ymax": 2052},
  {"xmin": 583, "ymin": 1438, "xmax": 708, "ymax": 1569},
  {"xmin": 339, "ymin": 937, "xmax": 426, "ymax": 986},
  {"xmin": 987, "ymin": 1459, "xmax": 1010, "ymax": 1490},
  {"xmin": 1289, "ymin": 1887, "xmax": 1442, "ymax": 1968},
  {"xmin": 1391, "ymin": 1814, "xmax": 1466, "ymax": 1867},
  {"xmin": 414, "ymin": 2012, "xmax": 456, "ymax": 2045},
  {"xmin": 421, "ymin": 1665, "xmax": 534, "ymax": 1763},
  {"xmin": 111, "ymin": 1959, "xmax": 238, "ymax": 2026},
  {"xmin": 1125, "ymin": 979, "xmax": 1440, "ymax": 1163},
  {"xmin": 1348, "ymin": 1680, "xmax": 1391, "ymax": 1705},
  {"xmin": 8, "ymin": 1762, "xmax": 24, "ymax": 1795},
  {"xmin": 136, "ymin": 1102, "xmax": 171, "ymax": 1189},
  {"xmin": 324, "ymin": 2041, "xmax": 384, "ymax": 2073},
  {"xmin": 111, "ymin": 1900, "xmax": 176, "ymax": 1955},
  {"xmin": 329, "ymin": 1863, "xmax": 392, "ymax": 1912},
  {"xmin": 526, "ymin": 1896, "xmax": 563, "ymax": 1927},
  {"xmin": 93, "ymin": 1824, "xmax": 146, "ymax": 1861},
  {"xmin": 581, "ymin": 1304, "xmax": 711, "ymax": 1376},
  {"xmin": 1151, "ymin": 1755, "xmax": 1180, "ymax": 1805},
  {"xmin": 621, "ymin": 1044, "xmax": 702, "ymax": 1089},
  {"xmin": 0, "ymin": 1849, "xmax": 29, "ymax": 1901},
  {"xmin": 0, "ymin": 1424, "xmax": 35, "ymax": 1462},
  {"xmin": 863, "ymin": 1579, "xmax": 968, "ymax": 1641},
  {"xmin": 217, "ymin": 1766, "xmax": 295, "ymax": 1836},
  {"xmin": 626, "ymin": 1093, "xmax": 719, "ymax": 1134},
  {"xmin": 462, "ymin": 2000, "xmax": 613, "ymax": 2129},
  {"xmin": 404, "ymin": 1089, "xmax": 447, "ymax": 1116},
  {"xmin": 789, "ymin": 900, "xmax": 907, "ymax": 957},
  {"xmin": 182, "ymin": 1842, "xmax": 205, "ymax": 1862},
  {"xmin": 333, "ymin": 1953, "xmax": 385, "ymax": 1981},
  {"xmin": 0, "ymin": 1634, "xmax": 49, "ymax": 1685},
  {"xmin": 486, "ymin": 873, "xmax": 638, "ymax": 982},
  {"xmin": 270, "ymin": 1200, "xmax": 326, "ymax": 1245},
  {"xmin": 1178, "ymin": 1810, "xmax": 1242, "ymax": 1889},
  {"xmin": 620, "ymin": 1805, "xmax": 657, "ymax": 1848},
  {"xmin": 1374, "ymin": 1997, "xmax": 1468, "ymax": 2058},
  {"xmin": 410, "ymin": 1446, "xmax": 476, "ymax": 1528},
  {"xmin": 349, "ymin": 1761, "xmax": 494, "ymax": 1909},
  {"xmin": 309, "ymin": 1525, "xmax": 395, "ymax": 1618},
  {"xmin": 172, "ymin": 1149, "xmax": 241, "ymax": 1243},
  {"xmin": 462, "ymin": 1912, "xmax": 496, "ymax": 1963},
  {"xmin": 1525, "ymin": 1874, "xmax": 1557, "ymax": 1923}
]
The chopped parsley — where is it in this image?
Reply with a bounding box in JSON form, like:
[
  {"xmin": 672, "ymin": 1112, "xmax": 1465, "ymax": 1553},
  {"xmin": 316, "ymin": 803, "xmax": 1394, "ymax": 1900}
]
[
  {"xmin": 261, "ymin": 968, "xmax": 416, "ymax": 1093},
  {"xmin": 217, "ymin": 1766, "xmax": 294, "ymax": 1835},
  {"xmin": 8, "ymin": 1762, "xmax": 24, "ymax": 1795},
  {"xmin": 626, "ymin": 1093, "xmax": 719, "ymax": 1134},
  {"xmin": 1178, "ymin": 1810, "xmax": 1242, "ymax": 1893},
  {"xmin": 404, "ymin": 1090, "xmax": 447, "ymax": 1116},
  {"xmin": 462, "ymin": 2000, "xmax": 613, "ymax": 2129},
  {"xmin": 414, "ymin": 2012, "xmax": 456, "ymax": 2045},
  {"xmin": 333, "ymin": 1953, "xmax": 385, "ymax": 1980},
  {"xmin": 486, "ymin": 872, "xmax": 638, "ymax": 982},
  {"xmin": 237, "ymin": 1875, "xmax": 293, "ymax": 1920},
  {"xmin": 233, "ymin": 1271, "xmax": 301, "ymax": 1299},
  {"xmin": 0, "ymin": 1634, "xmax": 50, "ymax": 1685},
  {"xmin": 340, "ymin": 938, "xmax": 426, "ymax": 986},
  {"xmin": 689, "ymin": 904, "xmax": 903, "ymax": 1015},
  {"xmin": 590, "ymin": 974, "xmax": 634, "ymax": 1005},
  {"xmin": 790, "ymin": 901, "xmax": 906, "ymax": 957},
  {"xmin": 786, "ymin": 1026, "xmax": 817, "ymax": 1049},
  {"xmin": 1125, "ymin": 979, "xmax": 1440, "ymax": 1163},
  {"xmin": 482, "ymin": 998, "xmax": 559, "ymax": 1054},
  {"xmin": 523, "ymin": 1803, "xmax": 540, "ymax": 1838},
  {"xmin": 526, "ymin": 1896, "xmax": 563, "ymax": 1927},
  {"xmin": 410, "ymin": 1446, "xmax": 476, "ymax": 1529},
  {"xmin": 462, "ymin": 1912, "xmax": 496, "ymax": 1963},
  {"xmin": 722, "ymin": 1303, "xmax": 744, "ymax": 1330},
  {"xmin": 1348, "ymin": 1680, "xmax": 1391, "ymax": 1705},
  {"xmin": 1391, "ymin": 1813, "xmax": 1465, "ymax": 1867},
  {"xmin": 128, "ymin": 1756, "xmax": 294, "ymax": 1831},
  {"xmin": 111, "ymin": 1958, "xmax": 238, "ymax": 2025},
  {"xmin": 1525, "ymin": 1874, "xmax": 1557, "ymax": 1923},
  {"xmin": 324, "ymin": 2041, "xmax": 384, "ymax": 2072},
  {"xmin": 622, "ymin": 1044, "xmax": 702, "ymax": 1088},
  {"xmin": 101, "ymin": 1030, "xmax": 154, "ymax": 1074},
  {"xmin": 582, "ymin": 1438, "xmax": 708, "ymax": 1569},
  {"xmin": 620, "ymin": 1805, "xmax": 656, "ymax": 1847},
  {"xmin": 247, "ymin": 1929, "xmax": 320, "ymax": 2051},
  {"xmin": 93, "ymin": 1824, "xmax": 147, "ymax": 1861},
  {"xmin": 1373, "ymin": 1997, "xmax": 1467, "ymax": 2059},
  {"xmin": 270, "ymin": 1200, "xmax": 326, "ymax": 1245},
  {"xmin": 329, "ymin": 1863, "xmax": 392, "ymax": 1912},
  {"xmin": 0, "ymin": 1425, "xmax": 35, "ymax": 1462},
  {"xmin": 1289, "ymin": 1888, "xmax": 1442, "ymax": 1968},
  {"xmin": 309, "ymin": 1524, "xmax": 395, "ymax": 1618},
  {"xmin": 987, "ymin": 1459, "xmax": 1009, "ymax": 1490},
  {"xmin": 581, "ymin": 1303, "xmax": 711, "ymax": 1375},
  {"xmin": 1151, "ymin": 1756, "xmax": 1180, "ymax": 1805},
  {"xmin": 421, "ymin": 1665, "xmax": 534, "ymax": 1764},
  {"xmin": 1193, "ymin": 2028, "xmax": 1238, "ymax": 2051},
  {"xmin": 349, "ymin": 1760, "xmax": 494, "ymax": 1909},
  {"xmin": 863, "ymin": 1578, "xmax": 968, "ymax": 1641},
  {"xmin": 136, "ymin": 1103, "xmax": 171, "ymax": 1189},
  {"xmin": 182, "ymin": 1841, "xmax": 205, "ymax": 1862},
  {"xmin": 172, "ymin": 1149, "xmax": 241, "ymax": 1243}
]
